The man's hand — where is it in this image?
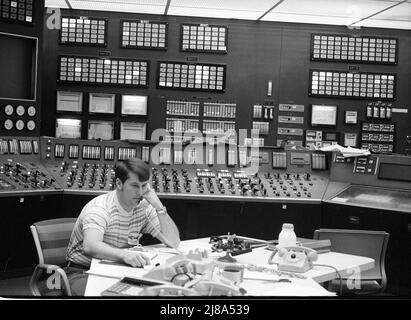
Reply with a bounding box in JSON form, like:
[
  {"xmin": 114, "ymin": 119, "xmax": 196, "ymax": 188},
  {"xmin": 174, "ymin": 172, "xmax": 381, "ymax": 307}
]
[
  {"xmin": 121, "ymin": 250, "xmax": 151, "ymax": 268},
  {"xmin": 142, "ymin": 185, "xmax": 163, "ymax": 211}
]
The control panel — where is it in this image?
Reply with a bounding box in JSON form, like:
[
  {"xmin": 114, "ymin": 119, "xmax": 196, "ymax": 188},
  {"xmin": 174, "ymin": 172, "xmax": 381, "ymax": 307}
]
[
  {"xmin": 56, "ymin": 161, "xmax": 116, "ymax": 193},
  {"xmin": 330, "ymin": 153, "xmax": 411, "ymax": 190},
  {"xmin": 151, "ymin": 167, "xmax": 321, "ymax": 201},
  {"xmin": 37, "ymin": 136, "xmax": 330, "ymax": 202},
  {"xmin": 40, "ymin": 136, "xmax": 154, "ymax": 194},
  {"xmin": 0, "ymin": 136, "xmax": 334, "ymax": 203},
  {"xmin": 0, "ymin": 137, "xmax": 61, "ymax": 195}
]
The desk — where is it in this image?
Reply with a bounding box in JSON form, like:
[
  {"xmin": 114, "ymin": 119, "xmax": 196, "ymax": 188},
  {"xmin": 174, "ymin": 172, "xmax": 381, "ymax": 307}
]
[{"xmin": 85, "ymin": 238, "xmax": 374, "ymax": 297}]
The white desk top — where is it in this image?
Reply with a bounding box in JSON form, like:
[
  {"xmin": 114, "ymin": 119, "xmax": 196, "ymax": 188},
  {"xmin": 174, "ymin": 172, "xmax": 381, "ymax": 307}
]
[{"xmin": 84, "ymin": 237, "xmax": 374, "ymax": 297}]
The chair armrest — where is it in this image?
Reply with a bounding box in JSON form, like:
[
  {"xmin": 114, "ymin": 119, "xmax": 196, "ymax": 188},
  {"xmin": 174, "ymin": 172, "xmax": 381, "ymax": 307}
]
[{"xmin": 30, "ymin": 264, "xmax": 72, "ymax": 296}]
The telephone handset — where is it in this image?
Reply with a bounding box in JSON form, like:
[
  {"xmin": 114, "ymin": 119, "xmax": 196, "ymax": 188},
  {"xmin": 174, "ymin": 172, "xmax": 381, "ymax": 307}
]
[{"xmin": 268, "ymin": 246, "xmax": 318, "ymax": 273}]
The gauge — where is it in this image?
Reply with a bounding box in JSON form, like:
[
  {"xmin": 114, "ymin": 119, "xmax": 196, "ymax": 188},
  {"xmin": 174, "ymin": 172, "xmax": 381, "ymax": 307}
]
[
  {"xmin": 4, "ymin": 104, "xmax": 14, "ymax": 116},
  {"xmin": 27, "ymin": 106, "xmax": 36, "ymax": 117},
  {"xmin": 27, "ymin": 120, "xmax": 36, "ymax": 131},
  {"xmin": 16, "ymin": 105, "xmax": 25, "ymax": 116},
  {"xmin": 16, "ymin": 120, "xmax": 25, "ymax": 130},
  {"xmin": 4, "ymin": 119, "xmax": 13, "ymax": 130}
]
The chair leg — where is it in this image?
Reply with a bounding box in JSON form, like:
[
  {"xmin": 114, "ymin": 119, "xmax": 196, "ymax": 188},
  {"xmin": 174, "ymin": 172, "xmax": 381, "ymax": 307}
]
[
  {"xmin": 29, "ymin": 264, "xmax": 72, "ymax": 296},
  {"xmin": 29, "ymin": 265, "xmax": 44, "ymax": 296}
]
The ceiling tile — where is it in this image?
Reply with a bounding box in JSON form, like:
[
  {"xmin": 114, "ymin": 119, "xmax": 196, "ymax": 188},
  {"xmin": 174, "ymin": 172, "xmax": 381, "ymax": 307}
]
[
  {"xmin": 169, "ymin": 0, "xmax": 275, "ymax": 12},
  {"xmin": 43, "ymin": 0, "xmax": 411, "ymax": 30},
  {"xmin": 44, "ymin": 0, "xmax": 69, "ymax": 8},
  {"xmin": 270, "ymin": 0, "xmax": 396, "ymax": 19},
  {"xmin": 352, "ymin": 19, "xmax": 411, "ymax": 28},
  {"xmin": 370, "ymin": 2, "xmax": 411, "ymax": 20},
  {"xmin": 168, "ymin": 0, "xmax": 275, "ymax": 20},
  {"xmin": 68, "ymin": 0, "xmax": 167, "ymax": 15},
  {"xmin": 261, "ymin": 12, "xmax": 358, "ymax": 26}
]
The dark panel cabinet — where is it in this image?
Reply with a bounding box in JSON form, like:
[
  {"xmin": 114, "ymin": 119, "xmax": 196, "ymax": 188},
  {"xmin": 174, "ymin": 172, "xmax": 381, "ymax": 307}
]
[
  {"xmin": 236, "ymin": 202, "xmax": 321, "ymax": 240},
  {"xmin": 401, "ymin": 213, "xmax": 411, "ymax": 295},
  {"xmin": 0, "ymin": 194, "xmax": 63, "ymax": 274}
]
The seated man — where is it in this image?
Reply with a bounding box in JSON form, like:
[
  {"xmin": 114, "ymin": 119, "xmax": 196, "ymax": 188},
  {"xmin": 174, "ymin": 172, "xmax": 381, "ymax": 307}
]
[{"xmin": 65, "ymin": 158, "xmax": 181, "ymax": 295}]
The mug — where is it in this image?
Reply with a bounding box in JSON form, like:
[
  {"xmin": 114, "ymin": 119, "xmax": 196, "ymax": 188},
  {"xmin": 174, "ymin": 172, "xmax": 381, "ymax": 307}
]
[{"xmin": 222, "ymin": 265, "xmax": 244, "ymax": 284}]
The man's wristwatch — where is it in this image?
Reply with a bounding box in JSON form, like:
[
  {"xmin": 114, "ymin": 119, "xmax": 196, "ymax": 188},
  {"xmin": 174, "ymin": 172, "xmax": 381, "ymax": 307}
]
[{"xmin": 156, "ymin": 206, "xmax": 167, "ymax": 215}]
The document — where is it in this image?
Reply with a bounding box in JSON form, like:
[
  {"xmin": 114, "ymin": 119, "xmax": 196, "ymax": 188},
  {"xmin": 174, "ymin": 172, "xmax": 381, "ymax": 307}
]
[
  {"xmin": 242, "ymin": 270, "xmax": 335, "ymax": 296},
  {"xmin": 318, "ymin": 144, "xmax": 371, "ymax": 157}
]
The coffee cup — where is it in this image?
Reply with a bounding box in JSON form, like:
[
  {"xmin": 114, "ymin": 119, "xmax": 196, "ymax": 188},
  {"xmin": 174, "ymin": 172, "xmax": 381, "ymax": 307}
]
[{"xmin": 222, "ymin": 265, "xmax": 243, "ymax": 284}]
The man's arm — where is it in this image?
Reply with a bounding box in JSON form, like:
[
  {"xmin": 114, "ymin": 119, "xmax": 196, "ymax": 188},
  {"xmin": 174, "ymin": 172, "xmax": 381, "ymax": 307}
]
[
  {"xmin": 142, "ymin": 187, "xmax": 181, "ymax": 248},
  {"xmin": 83, "ymin": 228, "xmax": 151, "ymax": 267},
  {"xmin": 155, "ymin": 207, "xmax": 181, "ymax": 248}
]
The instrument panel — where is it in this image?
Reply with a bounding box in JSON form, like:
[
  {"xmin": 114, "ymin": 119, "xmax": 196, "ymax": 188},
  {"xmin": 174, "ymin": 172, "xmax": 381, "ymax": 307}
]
[{"xmin": 0, "ymin": 136, "xmax": 331, "ymax": 202}]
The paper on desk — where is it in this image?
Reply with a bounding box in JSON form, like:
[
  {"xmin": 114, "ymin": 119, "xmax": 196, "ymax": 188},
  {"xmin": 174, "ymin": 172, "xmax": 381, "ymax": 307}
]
[
  {"xmin": 125, "ymin": 247, "xmax": 158, "ymax": 260},
  {"xmin": 87, "ymin": 256, "xmax": 160, "ymax": 279},
  {"xmin": 317, "ymin": 144, "xmax": 371, "ymax": 158},
  {"xmin": 149, "ymin": 239, "xmax": 213, "ymax": 254},
  {"xmin": 242, "ymin": 275, "xmax": 336, "ymax": 296}
]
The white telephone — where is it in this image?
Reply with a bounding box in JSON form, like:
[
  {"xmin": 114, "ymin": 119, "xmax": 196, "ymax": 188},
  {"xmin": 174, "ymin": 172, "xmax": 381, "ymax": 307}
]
[{"xmin": 268, "ymin": 246, "xmax": 318, "ymax": 273}]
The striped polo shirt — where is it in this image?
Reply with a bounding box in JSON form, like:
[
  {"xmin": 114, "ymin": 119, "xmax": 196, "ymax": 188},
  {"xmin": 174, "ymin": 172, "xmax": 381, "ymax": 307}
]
[{"xmin": 66, "ymin": 190, "xmax": 160, "ymax": 267}]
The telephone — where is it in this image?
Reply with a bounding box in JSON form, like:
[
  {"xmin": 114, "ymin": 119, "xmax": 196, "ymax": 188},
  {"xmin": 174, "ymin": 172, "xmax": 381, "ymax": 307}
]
[
  {"xmin": 138, "ymin": 284, "xmax": 197, "ymax": 296},
  {"xmin": 191, "ymin": 280, "xmax": 246, "ymax": 296},
  {"xmin": 268, "ymin": 246, "xmax": 318, "ymax": 273},
  {"xmin": 142, "ymin": 254, "xmax": 215, "ymax": 282}
]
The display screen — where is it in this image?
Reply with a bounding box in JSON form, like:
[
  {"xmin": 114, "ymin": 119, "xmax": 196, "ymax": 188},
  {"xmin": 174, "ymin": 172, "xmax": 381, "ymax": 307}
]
[
  {"xmin": 311, "ymin": 105, "xmax": 337, "ymax": 126},
  {"xmin": 121, "ymin": 95, "xmax": 148, "ymax": 115},
  {"xmin": 120, "ymin": 122, "xmax": 146, "ymax": 140},
  {"xmin": 56, "ymin": 91, "xmax": 83, "ymax": 113},
  {"xmin": 324, "ymin": 132, "xmax": 338, "ymax": 141},
  {"xmin": 55, "ymin": 119, "xmax": 81, "ymax": 139},
  {"xmin": 88, "ymin": 121, "xmax": 114, "ymax": 140},
  {"xmin": 0, "ymin": 0, "xmax": 34, "ymax": 24},
  {"xmin": 181, "ymin": 24, "xmax": 227, "ymax": 53},
  {"xmin": 157, "ymin": 61, "xmax": 226, "ymax": 92},
  {"xmin": 309, "ymin": 70, "xmax": 396, "ymax": 100},
  {"xmin": 0, "ymin": 32, "xmax": 37, "ymax": 100},
  {"xmin": 89, "ymin": 93, "xmax": 115, "ymax": 114},
  {"xmin": 344, "ymin": 133, "xmax": 357, "ymax": 147},
  {"xmin": 311, "ymin": 34, "xmax": 397, "ymax": 64},
  {"xmin": 58, "ymin": 55, "xmax": 149, "ymax": 87},
  {"xmin": 60, "ymin": 16, "xmax": 107, "ymax": 46},
  {"xmin": 121, "ymin": 20, "xmax": 167, "ymax": 49},
  {"xmin": 378, "ymin": 163, "xmax": 411, "ymax": 182}
]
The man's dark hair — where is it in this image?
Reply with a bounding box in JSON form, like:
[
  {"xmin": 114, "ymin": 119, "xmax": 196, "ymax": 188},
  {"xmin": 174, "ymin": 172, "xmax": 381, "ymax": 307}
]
[{"xmin": 115, "ymin": 158, "xmax": 151, "ymax": 183}]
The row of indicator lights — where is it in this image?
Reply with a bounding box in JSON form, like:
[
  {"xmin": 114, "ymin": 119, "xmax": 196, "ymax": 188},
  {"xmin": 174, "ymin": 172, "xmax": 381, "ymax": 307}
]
[
  {"xmin": 4, "ymin": 105, "xmax": 36, "ymax": 116},
  {"xmin": 3, "ymin": 119, "xmax": 36, "ymax": 131}
]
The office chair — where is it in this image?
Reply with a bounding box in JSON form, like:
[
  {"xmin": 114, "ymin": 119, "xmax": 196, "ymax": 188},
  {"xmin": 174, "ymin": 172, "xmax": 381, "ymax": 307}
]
[
  {"xmin": 30, "ymin": 218, "xmax": 77, "ymax": 296},
  {"xmin": 313, "ymin": 229, "xmax": 389, "ymax": 296}
]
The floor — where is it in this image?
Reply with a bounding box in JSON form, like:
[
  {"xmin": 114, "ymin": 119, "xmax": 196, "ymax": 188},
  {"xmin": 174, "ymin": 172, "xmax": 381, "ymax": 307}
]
[{"xmin": 0, "ymin": 275, "xmax": 32, "ymax": 297}]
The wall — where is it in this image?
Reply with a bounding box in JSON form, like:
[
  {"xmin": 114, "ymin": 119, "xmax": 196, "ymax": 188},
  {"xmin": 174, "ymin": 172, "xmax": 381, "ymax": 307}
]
[
  {"xmin": 0, "ymin": 0, "xmax": 45, "ymax": 137},
  {"xmin": 41, "ymin": 9, "xmax": 411, "ymax": 153}
]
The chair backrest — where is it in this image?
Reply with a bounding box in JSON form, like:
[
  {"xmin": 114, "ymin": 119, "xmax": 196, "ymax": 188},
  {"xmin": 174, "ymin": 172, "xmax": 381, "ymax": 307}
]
[
  {"xmin": 30, "ymin": 218, "xmax": 77, "ymax": 266},
  {"xmin": 313, "ymin": 228, "xmax": 389, "ymax": 290}
]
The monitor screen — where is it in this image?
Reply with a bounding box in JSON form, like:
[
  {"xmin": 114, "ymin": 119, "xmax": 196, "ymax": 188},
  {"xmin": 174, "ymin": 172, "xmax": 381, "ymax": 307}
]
[
  {"xmin": 120, "ymin": 122, "xmax": 146, "ymax": 140},
  {"xmin": 379, "ymin": 163, "xmax": 411, "ymax": 182},
  {"xmin": 56, "ymin": 91, "xmax": 83, "ymax": 113},
  {"xmin": 89, "ymin": 93, "xmax": 115, "ymax": 114},
  {"xmin": 121, "ymin": 95, "xmax": 148, "ymax": 115},
  {"xmin": 56, "ymin": 119, "xmax": 81, "ymax": 139},
  {"xmin": 0, "ymin": 32, "xmax": 38, "ymax": 100},
  {"xmin": 88, "ymin": 121, "xmax": 114, "ymax": 140},
  {"xmin": 311, "ymin": 105, "xmax": 337, "ymax": 126}
]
